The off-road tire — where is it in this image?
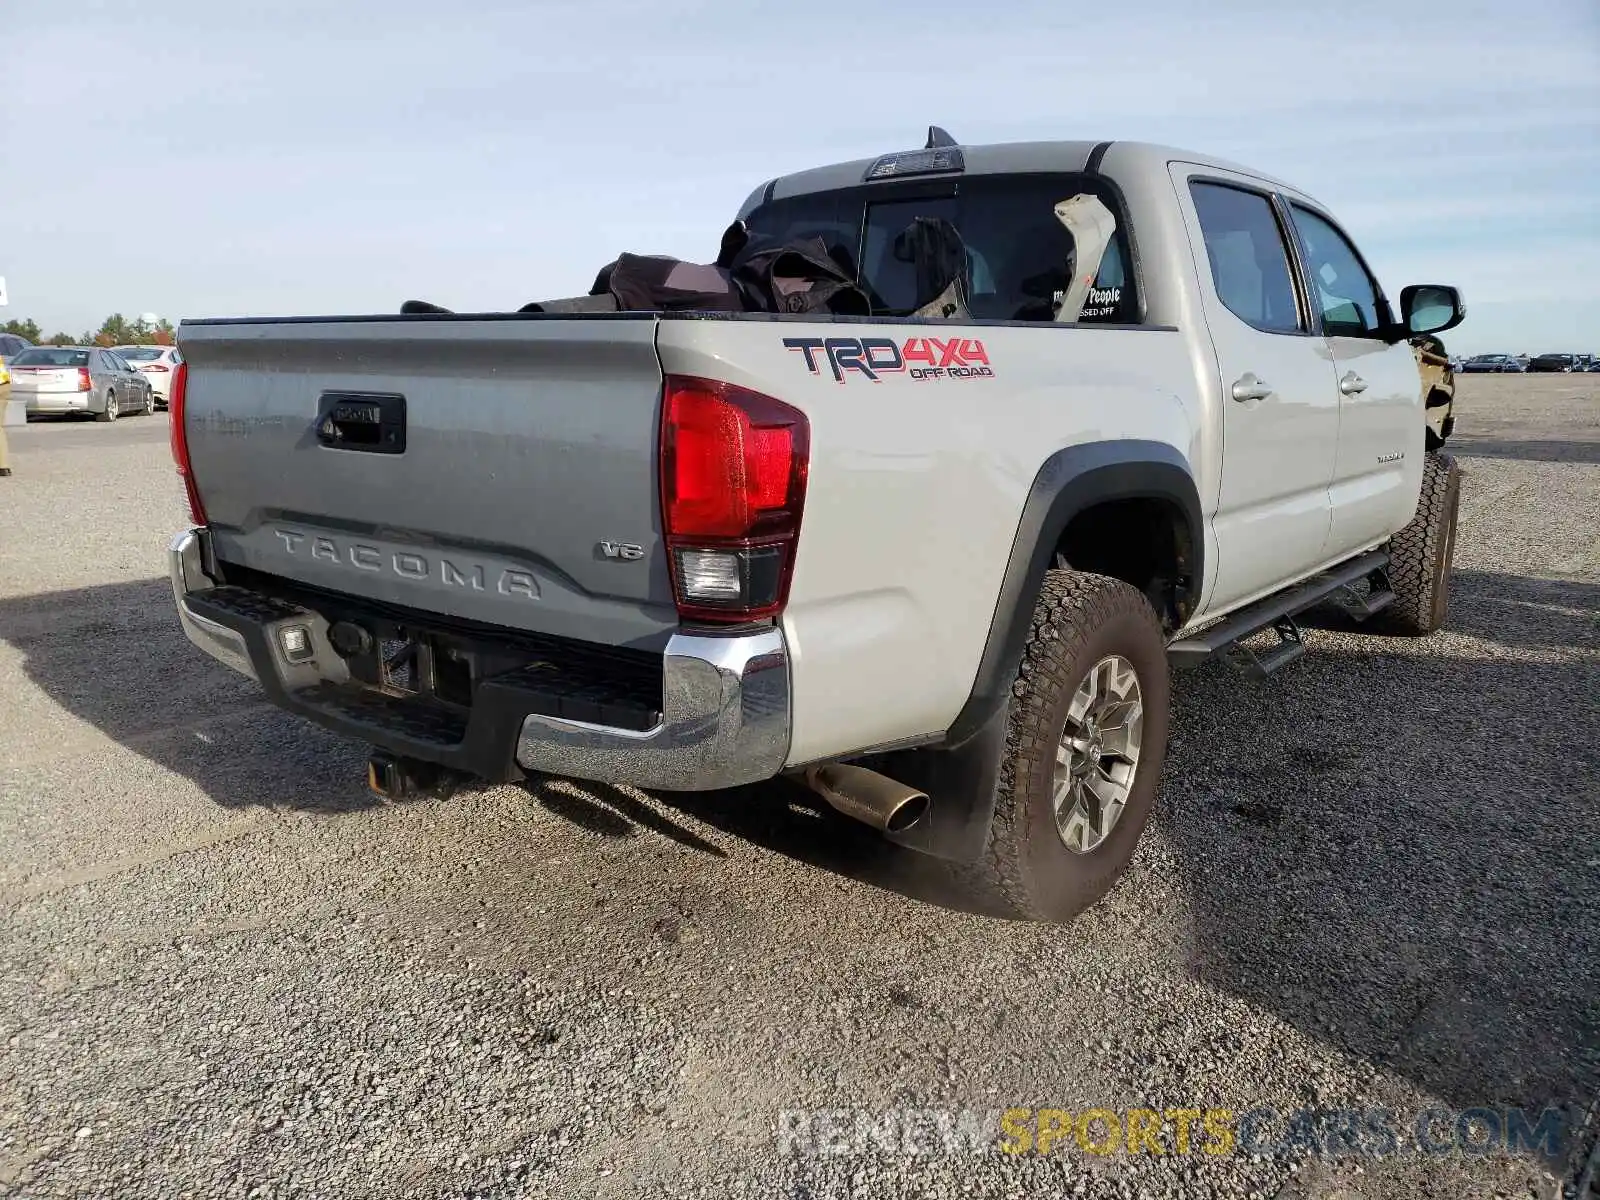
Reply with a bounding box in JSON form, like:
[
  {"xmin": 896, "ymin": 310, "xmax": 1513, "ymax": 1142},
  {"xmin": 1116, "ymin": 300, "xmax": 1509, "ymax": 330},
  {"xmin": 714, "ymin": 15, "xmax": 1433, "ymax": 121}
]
[
  {"xmin": 1375, "ymin": 450, "xmax": 1460, "ymax": 635},
  {"xmin": 960, "ymin": 569, "xmax": 1170, "ymax": 922}
]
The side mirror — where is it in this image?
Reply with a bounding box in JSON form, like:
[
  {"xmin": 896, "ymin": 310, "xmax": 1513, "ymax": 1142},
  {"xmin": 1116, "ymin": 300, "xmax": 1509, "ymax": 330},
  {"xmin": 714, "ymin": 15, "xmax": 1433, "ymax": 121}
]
[{"xmin": 1400, "ymin": 284, "xmax": 1465, "ymax": 337}]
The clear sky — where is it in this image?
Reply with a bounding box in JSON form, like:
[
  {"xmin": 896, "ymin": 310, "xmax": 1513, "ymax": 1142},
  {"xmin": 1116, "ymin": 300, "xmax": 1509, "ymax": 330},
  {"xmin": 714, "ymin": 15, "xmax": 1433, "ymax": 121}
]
[{"xmin": 3, "ymin": 0, "xmax": 1596, "ymax": 354}]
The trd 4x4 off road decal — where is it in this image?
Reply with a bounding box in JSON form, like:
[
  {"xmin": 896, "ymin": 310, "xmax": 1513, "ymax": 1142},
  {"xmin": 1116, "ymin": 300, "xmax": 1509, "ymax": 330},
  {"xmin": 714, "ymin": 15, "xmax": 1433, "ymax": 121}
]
[{"xmin": 783, "ymin": 336, "xmax": 994, "ymax": 383}]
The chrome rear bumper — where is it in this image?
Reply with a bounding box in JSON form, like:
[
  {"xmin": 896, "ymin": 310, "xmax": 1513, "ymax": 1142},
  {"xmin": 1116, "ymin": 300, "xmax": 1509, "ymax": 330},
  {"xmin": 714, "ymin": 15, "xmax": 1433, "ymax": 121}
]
[{"xmin": 169, "ymin": 527, "xmax": 791, "ymax": 789}]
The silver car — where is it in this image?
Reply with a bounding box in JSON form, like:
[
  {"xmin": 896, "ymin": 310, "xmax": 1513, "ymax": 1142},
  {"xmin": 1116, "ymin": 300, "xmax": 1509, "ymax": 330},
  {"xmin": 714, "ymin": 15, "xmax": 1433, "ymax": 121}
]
[{"xmin": 9, "ymin": 346, "xmax": 156, "ymax": 421}]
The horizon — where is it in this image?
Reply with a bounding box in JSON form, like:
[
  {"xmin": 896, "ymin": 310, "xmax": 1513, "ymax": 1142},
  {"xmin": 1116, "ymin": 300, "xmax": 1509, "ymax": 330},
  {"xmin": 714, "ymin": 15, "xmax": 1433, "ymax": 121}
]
[{"xmin": 3, "ymin": 0, "xmax": 1597, "ymax": 356}]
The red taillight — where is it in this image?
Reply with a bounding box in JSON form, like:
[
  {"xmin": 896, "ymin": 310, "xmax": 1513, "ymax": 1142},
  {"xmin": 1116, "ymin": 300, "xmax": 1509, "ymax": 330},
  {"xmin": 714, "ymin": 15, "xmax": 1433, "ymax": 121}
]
[
  {"xmin": 146, "ymin": 363, "xmax": 170, "ymax": 372},
  {"xmin": 659, "ymin": 375, "xmax": 808, "ymax": 622},
  {"xmin": 168, "ymin": 361, "xmax": 207, "ymax": 525},
  {"xmin": 77, "ymin": 367, "xmax": 91, "ymax": 392}
]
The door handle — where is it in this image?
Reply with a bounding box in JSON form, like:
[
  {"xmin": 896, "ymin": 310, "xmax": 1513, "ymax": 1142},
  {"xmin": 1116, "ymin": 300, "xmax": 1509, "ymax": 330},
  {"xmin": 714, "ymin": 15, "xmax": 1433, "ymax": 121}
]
[
  {"xmin": 1339, "ymin": 371, "xmax": 1368, "ymax": 395},
  {"xmin": 1231, "ymin": 373, "xmax": 1274, "ymax": 402},
  {"xmin": 316, "ymin": 391, "xmax": 408, "ymax": 454}
]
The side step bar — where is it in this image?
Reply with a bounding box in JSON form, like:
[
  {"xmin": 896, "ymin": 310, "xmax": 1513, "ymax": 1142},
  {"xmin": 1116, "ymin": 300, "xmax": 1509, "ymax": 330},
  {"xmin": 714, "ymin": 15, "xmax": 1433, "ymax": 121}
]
[{"xmin": 1168, "ymin": 550, "xmax": 1391, "ymax": 677}]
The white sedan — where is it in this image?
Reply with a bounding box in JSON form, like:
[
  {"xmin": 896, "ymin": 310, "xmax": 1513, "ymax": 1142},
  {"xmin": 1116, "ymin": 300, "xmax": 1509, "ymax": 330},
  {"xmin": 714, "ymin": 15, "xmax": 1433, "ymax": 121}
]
[{"xmin": 113, "ymin": 344, "xmax": 184, "ymax": 409}]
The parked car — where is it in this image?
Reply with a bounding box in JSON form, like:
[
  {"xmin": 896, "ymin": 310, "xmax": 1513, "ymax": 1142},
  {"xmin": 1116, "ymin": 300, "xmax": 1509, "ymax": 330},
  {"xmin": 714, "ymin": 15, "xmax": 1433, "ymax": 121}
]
[
  {"xmin": 112, "ymin": 344, "xmax": 184, "ymax": 408},
  {"xmin": 9, "ymin": 345, "xmax": 156, "ymax": 420},
  {"xmin": 167, "ymin": 135, "xmax": 1467, "ymax": 923},
  {"xmin": 1527, "ymin": 353, "xmax": 1579, "ymax": 373},
  {"xmin": 0, "ymin": 332, "xmax": 34, "ymax": 366},
  {"xmin": 1, "ymin": 333, "xmax": 33, "ymax": 407},
  {"xmin": 1459, "ymin": 353, "xmax": 1524, "ymax": 373}
]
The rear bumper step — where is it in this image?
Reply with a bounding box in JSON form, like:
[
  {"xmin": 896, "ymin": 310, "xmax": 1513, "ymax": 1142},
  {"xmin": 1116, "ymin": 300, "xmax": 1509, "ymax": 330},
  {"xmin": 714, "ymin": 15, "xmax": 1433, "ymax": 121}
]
[{"xmin": 170, "ymin": 527, "xmax": 791, "ymax": 791}]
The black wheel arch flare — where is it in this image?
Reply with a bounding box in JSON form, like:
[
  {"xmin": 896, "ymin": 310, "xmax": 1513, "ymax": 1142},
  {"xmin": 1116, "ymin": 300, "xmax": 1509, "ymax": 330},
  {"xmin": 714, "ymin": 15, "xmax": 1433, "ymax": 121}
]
[
  {"xmin": 945, "ymin": 439, "xmax": 1203, "ymax": 747},
  {"xmin": 860, "ymin": 439, "xmax": 1201, "ymax": 866}
]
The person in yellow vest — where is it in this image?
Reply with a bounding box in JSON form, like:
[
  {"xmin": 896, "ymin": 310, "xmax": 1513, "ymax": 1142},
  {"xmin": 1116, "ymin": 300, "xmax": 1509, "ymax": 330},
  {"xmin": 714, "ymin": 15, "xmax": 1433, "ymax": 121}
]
[{"xmin": 0, "ymin": 354, "xmax": 12, "ymax": 476}]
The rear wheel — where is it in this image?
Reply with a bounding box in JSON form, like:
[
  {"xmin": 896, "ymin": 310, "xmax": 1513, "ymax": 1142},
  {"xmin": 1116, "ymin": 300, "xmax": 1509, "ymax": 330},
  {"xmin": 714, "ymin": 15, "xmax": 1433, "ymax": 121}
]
[
  {"xmin": 1374, "ymin": 451, "xmax": 1460, "ymax": 636},
  {"xmin": 97, "ymin": 391, "xmax": 118, "ymax": 422},
  {"xmin": 960, "ymin": 569, "xmax": 1170, "ymax": 922}
]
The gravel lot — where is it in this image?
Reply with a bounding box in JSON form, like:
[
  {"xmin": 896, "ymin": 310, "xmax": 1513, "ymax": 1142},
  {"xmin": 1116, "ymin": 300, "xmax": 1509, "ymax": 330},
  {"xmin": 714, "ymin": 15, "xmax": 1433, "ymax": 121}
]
[{"xmin": 1, "ymin": 377, "xmax": 1596, "ymax": 1200}]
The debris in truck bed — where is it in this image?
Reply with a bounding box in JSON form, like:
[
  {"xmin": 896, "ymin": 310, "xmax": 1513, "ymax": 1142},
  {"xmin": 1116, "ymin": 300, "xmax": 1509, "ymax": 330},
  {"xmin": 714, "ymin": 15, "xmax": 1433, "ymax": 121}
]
[{"xmin": 403, "ymin": 222, "xmax": 871, "ymax": 319}]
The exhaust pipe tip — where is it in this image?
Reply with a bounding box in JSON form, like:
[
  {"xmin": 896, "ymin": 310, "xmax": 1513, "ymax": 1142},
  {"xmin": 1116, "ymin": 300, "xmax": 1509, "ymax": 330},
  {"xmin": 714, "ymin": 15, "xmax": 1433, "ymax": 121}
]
[
  {"xmin": 883, "ymin": 791, "xmax": 930, "ymax": 834},
  {"xmin": 803, "ymin": 763, "xmax": 930, "ymax": 835}
]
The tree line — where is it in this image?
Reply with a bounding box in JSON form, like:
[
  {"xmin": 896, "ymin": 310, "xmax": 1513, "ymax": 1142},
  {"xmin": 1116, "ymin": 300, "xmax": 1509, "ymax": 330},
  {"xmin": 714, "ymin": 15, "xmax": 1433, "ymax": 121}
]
[{"xmin": 3, "ymin": 314, "xmax": 177, "ymax": 347}]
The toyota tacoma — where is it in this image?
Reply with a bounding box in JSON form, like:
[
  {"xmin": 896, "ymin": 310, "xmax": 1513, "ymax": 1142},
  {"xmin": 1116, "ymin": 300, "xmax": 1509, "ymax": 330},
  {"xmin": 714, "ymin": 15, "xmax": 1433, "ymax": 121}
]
[{"xmin": 166, "ymin": 134, "xmax": 1466, "ymax": 921}]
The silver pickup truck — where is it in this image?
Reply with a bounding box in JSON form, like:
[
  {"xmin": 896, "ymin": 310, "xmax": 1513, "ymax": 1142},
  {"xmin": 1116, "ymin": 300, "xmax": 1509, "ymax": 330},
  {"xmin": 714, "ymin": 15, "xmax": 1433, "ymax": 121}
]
[{"xmin": 168, "ymin": 134, "xmax": 1465, "ymax": 921}]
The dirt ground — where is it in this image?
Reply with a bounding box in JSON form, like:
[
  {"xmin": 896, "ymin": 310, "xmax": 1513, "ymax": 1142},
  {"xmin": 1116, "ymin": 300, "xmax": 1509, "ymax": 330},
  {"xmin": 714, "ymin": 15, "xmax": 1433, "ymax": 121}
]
[{"xmin": 1, "ymin": 374, "xmax": 1595, "ymax": 1199}]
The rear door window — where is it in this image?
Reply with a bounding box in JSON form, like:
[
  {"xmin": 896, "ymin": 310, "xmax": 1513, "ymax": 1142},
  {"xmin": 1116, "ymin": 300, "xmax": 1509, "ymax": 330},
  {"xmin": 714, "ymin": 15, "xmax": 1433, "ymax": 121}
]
[{"xmin": 1188, "ymin": 181, "xmax": 1303, "ymax": 334}]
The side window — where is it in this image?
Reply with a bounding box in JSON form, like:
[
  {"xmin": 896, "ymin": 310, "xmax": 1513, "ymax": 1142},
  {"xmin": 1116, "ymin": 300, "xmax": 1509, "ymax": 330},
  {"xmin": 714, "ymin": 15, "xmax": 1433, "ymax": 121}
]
[
  {"xmin": 1189, "ymin": 181, "xmax": 1302, "ymax": 334},
  {"xmin": 1288, "ymin": 205, "xmax": 1385, "ymax": 337}
]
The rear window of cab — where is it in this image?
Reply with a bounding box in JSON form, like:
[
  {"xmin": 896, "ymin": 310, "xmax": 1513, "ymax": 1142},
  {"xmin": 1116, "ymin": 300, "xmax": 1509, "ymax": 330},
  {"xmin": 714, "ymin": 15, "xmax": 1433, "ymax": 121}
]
[{"xmin": 743, "ymin": 173, "xmax": 1138, "ymax": 324}]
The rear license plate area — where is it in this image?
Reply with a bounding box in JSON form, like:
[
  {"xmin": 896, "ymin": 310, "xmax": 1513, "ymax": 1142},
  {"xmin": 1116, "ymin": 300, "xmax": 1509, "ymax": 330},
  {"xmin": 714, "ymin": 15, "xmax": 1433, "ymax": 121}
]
[
  {"xmin": 334, "ymin": 621, "xmax": 473, "ymax": 709},
  {"xmin": 217, "ymin": 563, "xmax": 667, "ymax": 733}
]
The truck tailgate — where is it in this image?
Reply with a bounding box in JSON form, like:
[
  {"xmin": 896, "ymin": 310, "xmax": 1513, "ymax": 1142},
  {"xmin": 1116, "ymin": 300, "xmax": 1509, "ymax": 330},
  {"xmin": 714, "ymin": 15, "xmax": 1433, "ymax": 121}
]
[{"xmin": 178, "ymin": 315, "xmax": 676, "ymax": 649}]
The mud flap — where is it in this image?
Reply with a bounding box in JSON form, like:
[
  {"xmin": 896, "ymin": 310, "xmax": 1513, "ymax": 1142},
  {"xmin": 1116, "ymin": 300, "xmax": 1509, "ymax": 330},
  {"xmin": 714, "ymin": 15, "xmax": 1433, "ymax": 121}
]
[{"xmin": 859, "ymin": 707, "xmax": 1008, "ymax": 864}]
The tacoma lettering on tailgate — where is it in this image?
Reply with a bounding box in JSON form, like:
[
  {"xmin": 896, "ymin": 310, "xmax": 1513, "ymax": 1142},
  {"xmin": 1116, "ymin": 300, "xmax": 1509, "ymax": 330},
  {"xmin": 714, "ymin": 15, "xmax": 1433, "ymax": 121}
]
[{"xmin": 272, "ymin": 529, "xmax": 540, "ymax": 599}]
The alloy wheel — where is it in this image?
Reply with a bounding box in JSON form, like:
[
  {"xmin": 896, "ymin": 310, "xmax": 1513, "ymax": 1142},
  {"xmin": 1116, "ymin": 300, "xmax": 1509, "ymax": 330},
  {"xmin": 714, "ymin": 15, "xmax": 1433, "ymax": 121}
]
[{"xmin": 1052, "ymin": 654, "xmax": 1144, "ymax": 854}]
